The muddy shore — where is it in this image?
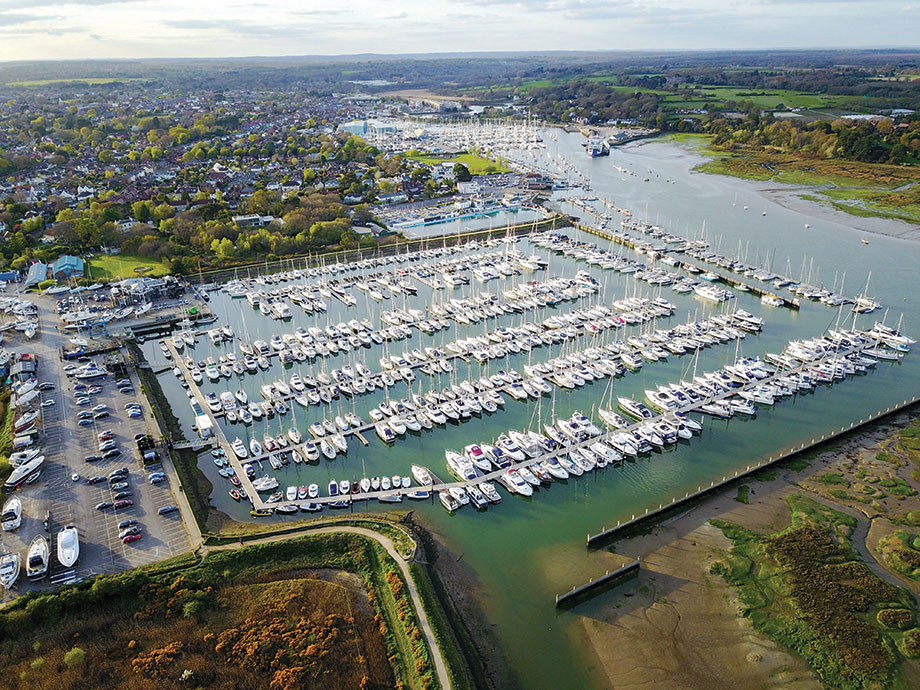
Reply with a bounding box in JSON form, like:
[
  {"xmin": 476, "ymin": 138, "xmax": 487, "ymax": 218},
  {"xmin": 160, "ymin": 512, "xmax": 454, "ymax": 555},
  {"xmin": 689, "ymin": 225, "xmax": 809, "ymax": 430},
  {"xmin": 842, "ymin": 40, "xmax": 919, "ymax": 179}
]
[{"xmin": 564, "ymin": 406, "xmax": 920, "ymax": 689}]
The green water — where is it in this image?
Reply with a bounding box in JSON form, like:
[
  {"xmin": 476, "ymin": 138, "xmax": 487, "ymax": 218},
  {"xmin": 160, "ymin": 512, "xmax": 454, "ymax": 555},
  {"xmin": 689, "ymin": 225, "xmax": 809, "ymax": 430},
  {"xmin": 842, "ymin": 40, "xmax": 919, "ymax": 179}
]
[{"xmin": 145, "ymin": 132, "xmax": 920, "ymax": 689}]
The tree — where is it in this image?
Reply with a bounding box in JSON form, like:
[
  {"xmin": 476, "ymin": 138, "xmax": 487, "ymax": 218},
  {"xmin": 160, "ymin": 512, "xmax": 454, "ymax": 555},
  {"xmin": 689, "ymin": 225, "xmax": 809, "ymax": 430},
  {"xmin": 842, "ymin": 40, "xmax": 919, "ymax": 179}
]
[{"xmin": 453, "ymin": 163, "xmax": 472, "ymax": 182}]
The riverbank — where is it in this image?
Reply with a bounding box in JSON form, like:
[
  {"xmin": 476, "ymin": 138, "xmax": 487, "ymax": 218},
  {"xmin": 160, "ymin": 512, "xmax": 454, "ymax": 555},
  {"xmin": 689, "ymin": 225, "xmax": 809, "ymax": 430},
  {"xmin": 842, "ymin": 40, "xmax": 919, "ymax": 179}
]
[
  {"xmin": 659, "ymin": 133, "xmax": 920, "ymax": 240},
  {"xmin": 571, "ymin": 406, "xmax": 920, "ymax": 689}
]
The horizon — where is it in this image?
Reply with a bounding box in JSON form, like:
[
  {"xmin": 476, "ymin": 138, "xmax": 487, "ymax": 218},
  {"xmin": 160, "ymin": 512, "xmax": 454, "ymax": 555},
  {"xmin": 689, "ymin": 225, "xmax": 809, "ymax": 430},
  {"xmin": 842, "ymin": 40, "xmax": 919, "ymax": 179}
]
[{"xmin": 1, "ymin": 0, "xmax": 918, "ymax": 62}]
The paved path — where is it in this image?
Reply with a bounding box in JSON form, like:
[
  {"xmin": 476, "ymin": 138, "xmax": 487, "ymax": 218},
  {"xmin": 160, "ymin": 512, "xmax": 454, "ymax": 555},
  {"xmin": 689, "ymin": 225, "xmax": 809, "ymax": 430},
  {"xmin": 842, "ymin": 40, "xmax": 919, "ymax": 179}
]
[{"xmin": 206, "ymin": 525, "xmax": 451, "ymax": 690}]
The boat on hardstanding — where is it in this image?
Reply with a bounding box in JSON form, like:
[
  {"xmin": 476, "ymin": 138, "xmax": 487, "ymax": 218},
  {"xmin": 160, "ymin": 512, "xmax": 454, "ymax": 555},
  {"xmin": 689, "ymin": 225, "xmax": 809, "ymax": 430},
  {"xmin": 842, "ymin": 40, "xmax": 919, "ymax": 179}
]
[
  {"xmin": 0, "ymin": 551, "xmax": 20, "ymax": 589},
  {"xmin": 26, "ymin": 536, "xmax": 49, "ymax": 580},
  {"xmin": 57, "ymin": 525, "xmax": 79, "ymax": 568},
  {"xmin": 1, "ymin": 496, "xmax": 22, "ymax": 531}
]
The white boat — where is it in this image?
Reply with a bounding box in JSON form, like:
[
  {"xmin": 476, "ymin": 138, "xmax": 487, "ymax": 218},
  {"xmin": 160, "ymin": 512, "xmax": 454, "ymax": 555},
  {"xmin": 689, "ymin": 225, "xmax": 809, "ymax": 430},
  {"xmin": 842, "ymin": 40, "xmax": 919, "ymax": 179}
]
[
  {"xmin": 0, "ymin": 552, "xmax": 20, "ymax": 589},
  {"xmin": 231, "ymin": 437, "xmax": 249, "ymax": 459},
  {"xmin": 411, "ymin": 464, "xmax": 433, "ymax": 486},
  {"xmin": 57, "ymin": 526, "xmax": 80, "ymax": 568},
  {"xmin": 26, "ymin": 536, "xmax": 49, "ymax": 580},
  {"xmin": 1, "ymin": 496, "xmax": 22, "ymax": 531}
]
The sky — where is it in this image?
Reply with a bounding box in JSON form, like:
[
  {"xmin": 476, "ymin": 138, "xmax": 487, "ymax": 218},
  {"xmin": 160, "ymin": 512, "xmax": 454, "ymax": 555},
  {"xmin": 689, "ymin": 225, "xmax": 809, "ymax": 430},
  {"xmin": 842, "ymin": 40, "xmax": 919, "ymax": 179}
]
[{"xmin": 0, "ymin": 0, "xmax": 918, "ymax": 61}]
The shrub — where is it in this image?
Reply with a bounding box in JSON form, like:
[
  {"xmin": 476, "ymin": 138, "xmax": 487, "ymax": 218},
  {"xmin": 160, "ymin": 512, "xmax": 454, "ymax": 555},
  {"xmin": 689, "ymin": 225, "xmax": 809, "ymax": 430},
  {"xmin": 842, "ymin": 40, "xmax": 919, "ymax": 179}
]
[
  {"xmin": 904, "ymin": 629, "xmax": 920, "ymax": 657},
  {"xmin": 30, "ymin": 657, "xmax": 44, "ymax": 671},
  {"xmin": 878, "ymin": 608, "xmax": 914, "ymax": 630},
  {"xmin": 63, "ymin": 646, "xmax": 86, "ymax": 668}
]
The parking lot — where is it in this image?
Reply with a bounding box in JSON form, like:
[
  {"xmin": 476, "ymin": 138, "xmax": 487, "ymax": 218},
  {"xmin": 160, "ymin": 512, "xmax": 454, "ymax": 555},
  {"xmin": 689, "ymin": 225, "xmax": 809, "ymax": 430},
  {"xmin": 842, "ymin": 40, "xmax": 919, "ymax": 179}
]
[{"xmin": 2, "ymin": 294, "xmax": 194, "ymax": 599}]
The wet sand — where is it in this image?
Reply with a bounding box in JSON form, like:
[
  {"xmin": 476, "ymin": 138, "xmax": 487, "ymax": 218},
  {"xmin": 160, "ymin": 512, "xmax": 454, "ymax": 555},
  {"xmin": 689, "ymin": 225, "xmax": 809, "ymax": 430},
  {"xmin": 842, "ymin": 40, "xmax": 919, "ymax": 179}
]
[{"xmin": 569, "ymin": 408, "xmax": 920, "ymax": 689}]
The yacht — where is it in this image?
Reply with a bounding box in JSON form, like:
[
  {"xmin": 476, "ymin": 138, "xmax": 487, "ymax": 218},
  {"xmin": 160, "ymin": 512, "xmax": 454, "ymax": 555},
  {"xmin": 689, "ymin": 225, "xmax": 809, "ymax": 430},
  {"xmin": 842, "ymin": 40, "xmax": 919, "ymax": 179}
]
[
  {"xmin": 0, "ymin": 552, "xmax": 20, "ymax": 589},
  {"xmin": 231, "ymin": 437, "xmax": 249, "ymax": 458},
  {"xmin": 57, "ymin": 525, "xmax": 80, "ymax": 568},
  {"xmin": 1, "ymin": 496, "xmax": 22, "ymax": 531},
  {"xmin": 26, "ymin": 536, "xmax": 49, "ymax": 580},
  {"xmin": 411, "ymin": 465, "xmax": 434, "ymax": 486}
]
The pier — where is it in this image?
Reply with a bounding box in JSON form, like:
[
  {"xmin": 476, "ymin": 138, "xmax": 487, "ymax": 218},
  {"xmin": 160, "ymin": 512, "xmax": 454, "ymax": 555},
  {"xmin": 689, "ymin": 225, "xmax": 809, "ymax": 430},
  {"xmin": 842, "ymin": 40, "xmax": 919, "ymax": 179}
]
[
  {"xmin": 570, "ymin": 221, "xmax": 799, "ymax": 309},
  {"xmin": 586, "ymin": 394, "xmax": 920, "ymax": 549},
  {"xmin": 162, "ymin": 329, "xmax": 900, "ymax": 511},
  {"xmin": 555, "ymin": 560, "xmax": 640, "ymax": 607}
]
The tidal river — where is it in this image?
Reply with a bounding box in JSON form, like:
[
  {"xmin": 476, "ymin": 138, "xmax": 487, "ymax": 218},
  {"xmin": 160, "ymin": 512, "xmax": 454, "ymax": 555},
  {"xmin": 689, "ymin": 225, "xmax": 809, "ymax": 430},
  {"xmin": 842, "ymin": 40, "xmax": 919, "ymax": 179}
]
[{"xmin": 145, "ymin": 132, "xmax": 920, "ymax": 689}]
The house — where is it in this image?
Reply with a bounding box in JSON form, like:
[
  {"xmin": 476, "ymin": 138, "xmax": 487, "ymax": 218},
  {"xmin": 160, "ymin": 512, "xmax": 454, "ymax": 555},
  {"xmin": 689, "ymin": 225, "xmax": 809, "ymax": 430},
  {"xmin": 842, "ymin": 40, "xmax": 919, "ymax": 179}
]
[
  {"xmin": 232, "ymin": 214, "xmax": 277, "ymax": 228},
  {"xmin": 51, "ymin": 255, "xmax": 85, "ymax": 281}
]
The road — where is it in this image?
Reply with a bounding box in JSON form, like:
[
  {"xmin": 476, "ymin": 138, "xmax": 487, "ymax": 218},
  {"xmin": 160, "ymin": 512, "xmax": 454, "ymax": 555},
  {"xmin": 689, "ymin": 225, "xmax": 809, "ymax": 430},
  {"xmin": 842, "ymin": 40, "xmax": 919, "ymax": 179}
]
[{"xmin": 206, "ymin": 525, "xmax": 452, "ymax": 690}]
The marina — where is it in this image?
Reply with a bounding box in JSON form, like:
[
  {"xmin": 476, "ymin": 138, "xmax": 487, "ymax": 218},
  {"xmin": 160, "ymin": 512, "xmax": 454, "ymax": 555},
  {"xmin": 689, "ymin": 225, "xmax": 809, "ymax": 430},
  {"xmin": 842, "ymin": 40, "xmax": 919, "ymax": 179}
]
[{"xmin": 137, "ymin": 127, "xmax": 920, "ymax": 690}]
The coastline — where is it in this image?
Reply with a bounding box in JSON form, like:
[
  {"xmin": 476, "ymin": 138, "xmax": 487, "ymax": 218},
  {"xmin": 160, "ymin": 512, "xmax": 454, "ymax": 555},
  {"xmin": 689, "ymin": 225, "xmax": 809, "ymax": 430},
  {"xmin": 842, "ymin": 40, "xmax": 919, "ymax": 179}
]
[
  {"xmin": 570, "ymin": 406, "xmax": 920, "ymax": 690},
  {"xmin": 640, "ymin": 136, "xmax": 920, "ymax": 243}
]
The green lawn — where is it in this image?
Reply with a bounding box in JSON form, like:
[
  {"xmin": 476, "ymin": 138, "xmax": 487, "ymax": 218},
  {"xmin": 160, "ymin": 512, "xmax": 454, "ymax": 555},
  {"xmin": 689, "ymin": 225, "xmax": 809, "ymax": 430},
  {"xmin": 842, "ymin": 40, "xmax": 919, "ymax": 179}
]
[
  {"xmin": 406, "ymin": 152, "xmax": 512, "ymax": 175},
  {"xmin": 86, "ymin": 254, "xmax": 169, "ymax": 281}
]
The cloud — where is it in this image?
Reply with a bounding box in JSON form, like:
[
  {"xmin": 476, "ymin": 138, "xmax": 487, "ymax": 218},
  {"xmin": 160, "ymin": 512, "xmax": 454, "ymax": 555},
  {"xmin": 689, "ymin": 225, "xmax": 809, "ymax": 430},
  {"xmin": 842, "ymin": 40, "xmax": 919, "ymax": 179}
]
[{"xmin": 0, "ymin": 12, "xmax": 47, "ymax": 27}]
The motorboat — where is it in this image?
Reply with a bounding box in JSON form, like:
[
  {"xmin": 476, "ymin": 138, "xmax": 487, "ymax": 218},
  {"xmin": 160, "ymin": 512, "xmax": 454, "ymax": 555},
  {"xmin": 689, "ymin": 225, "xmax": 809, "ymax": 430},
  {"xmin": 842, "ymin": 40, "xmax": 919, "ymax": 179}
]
[
  {"xmin": 57, "ymin": 525, "xmax": 80, "ymax": 568},
  {"xmin": 411, "ymin": 465, "xmax": 433, "ymax": 486},
  {"xmin": 1, "ymin": 497, "xmax": 22, "ymax": 531},
  {"xmin": 0, "ymin": 552, "xmax": 20, "ymax": 589},
  {"xmin": 26, "ymin": 536, "xmax": 49, "ymax": 580}
]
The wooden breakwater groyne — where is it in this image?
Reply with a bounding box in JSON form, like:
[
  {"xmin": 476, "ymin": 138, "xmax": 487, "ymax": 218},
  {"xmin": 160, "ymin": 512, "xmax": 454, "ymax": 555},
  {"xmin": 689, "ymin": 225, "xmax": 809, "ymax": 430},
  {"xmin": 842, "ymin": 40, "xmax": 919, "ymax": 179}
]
[
  {"xmin": 555, "ymin": 560, "xmax": 640, "ymax": 608},
  {"xmin": 587, "ymin": 395, "xmax": 920, "ymax": 549}
]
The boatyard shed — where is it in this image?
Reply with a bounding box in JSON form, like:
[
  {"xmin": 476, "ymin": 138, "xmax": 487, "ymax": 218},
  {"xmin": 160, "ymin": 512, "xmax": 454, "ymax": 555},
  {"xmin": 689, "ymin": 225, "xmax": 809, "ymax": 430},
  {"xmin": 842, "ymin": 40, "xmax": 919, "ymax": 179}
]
[
  {"xmin": 23, "ymin": 261, "xmax": 48, "ymax": 288},
  {"xmin": 51, "ymin": 255, "xmax": 85, "ymax": 281}
]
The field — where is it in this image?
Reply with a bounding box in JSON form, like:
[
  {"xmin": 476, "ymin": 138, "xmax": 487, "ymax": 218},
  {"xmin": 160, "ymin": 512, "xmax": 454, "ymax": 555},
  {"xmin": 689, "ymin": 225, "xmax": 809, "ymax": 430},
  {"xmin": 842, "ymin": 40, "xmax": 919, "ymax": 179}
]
[
  {"xmin": 7, "ymin": 77, "xmax": 149, "ymax": 87},
  {"xmin": 0, "ymin": 533, "xmax": 440, "ymax": 690},
  {"xmin": 710, "ymin": 494, "xmax": 919, "ymax": 688},
  {"xmin": 86, "ymin": 254, "xmax": 170, "ymax": 281},
  {"xmin": 405, "ymin": 152, "xmax": 512, "ymax": 175}
]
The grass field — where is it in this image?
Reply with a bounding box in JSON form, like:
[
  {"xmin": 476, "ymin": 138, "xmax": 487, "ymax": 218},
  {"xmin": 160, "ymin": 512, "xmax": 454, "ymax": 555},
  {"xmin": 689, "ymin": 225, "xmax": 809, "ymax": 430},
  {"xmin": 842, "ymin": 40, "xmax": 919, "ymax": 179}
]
[
  {"xmin": 87, "ymin": 254, "xmax": 170, "ymax": 280},
  {"xmin": 7, "ymin": 77, "xmax": 149, "ymax": 87},
  {"xmin": 406, "ymin": 152, "xmax": 512, "ymax": 175}
]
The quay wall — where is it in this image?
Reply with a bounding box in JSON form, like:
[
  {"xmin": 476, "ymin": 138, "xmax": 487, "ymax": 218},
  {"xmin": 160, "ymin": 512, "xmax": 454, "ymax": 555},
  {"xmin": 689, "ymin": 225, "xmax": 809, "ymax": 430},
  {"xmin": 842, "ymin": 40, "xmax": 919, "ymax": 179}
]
[
  {"xmin": 555, "ymin": 559, "xmax": 640, "ymax": 608},
  {"xmin": 587, "ymin": 396, "xmax": 920, "ymax": 549}
]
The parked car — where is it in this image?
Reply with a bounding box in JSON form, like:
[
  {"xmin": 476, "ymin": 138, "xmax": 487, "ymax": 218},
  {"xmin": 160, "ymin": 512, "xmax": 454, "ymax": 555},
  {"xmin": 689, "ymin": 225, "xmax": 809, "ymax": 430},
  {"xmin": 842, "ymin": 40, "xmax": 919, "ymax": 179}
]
[
  {"xmin": 109, "ymin": 467, "xmax": 129, "ymax": 478},
  {"xmin": 158, "ymin": 505, "xmax": 179, "ymax": 516},
  {"xmin": 92, "ymin": 404, "xmax": 107, "ymax": 413},
  {"xmin": 98, "ymin": 440, "xmax": 116, "ymax": 452},
  {"xmin": 87, "ymin": 476, "xmax": 107, "ymax": 484},
  {"xmin": 93, "ymin": 411, "xmax": 110, "ymax": 420},
  {"xmin": 38, "ymin": 382, "xmax": 55, "ymax": 391},
  {"xmin": 113, "ymin": 499, "xmax": 133, "ymax": 510},
  {"xmin": 122, "ymin": 533, "xmax": 142, "ymax": 544},
  {"xmin": 110, "ymin": 481, "xmax": 129, "ymax": 491},
  {"xmin": 117, "ymin": 518, "xmax": 138, "ymax": 529},
  {"xmin": 78, "ymin": 418, "xmax": 94, "ymax": 426},
  {"xmin": 78, "ymin": 410, "xmax": 93, "ymax": 419},
  {"xmin": 40, "ymin": 399, "xmax": 55, "ymax": 408},
  {"xmin": 95, "ymin": 501, "xmax": 114, "ymax": 511},
  {"xmin": 119, "ymin": 527, "xmax": 140, "ymax": 539},
  {"xmin": 83, "ymin": 454, "xmax": 102, "ymax": 463},
  {"xmin": 75, "ymin": 397, "xmax": 91, "ymax": 406},
  {"xmin": 113, "ymin": 491, "xmax": 132, "ymax": 501},
  {"xmin": 102, "ymin": 448, "xmax": 121, "ymax": 459},
  {"xmin": 147, "ymin": 472, "xmax": 166, "ymax": 482}
]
